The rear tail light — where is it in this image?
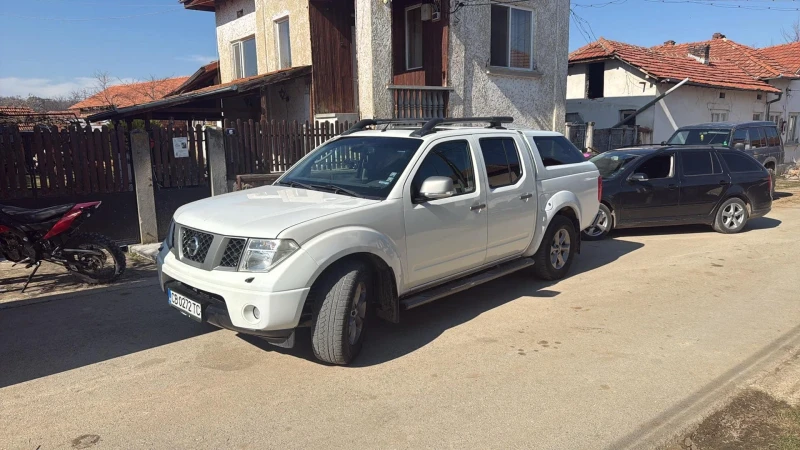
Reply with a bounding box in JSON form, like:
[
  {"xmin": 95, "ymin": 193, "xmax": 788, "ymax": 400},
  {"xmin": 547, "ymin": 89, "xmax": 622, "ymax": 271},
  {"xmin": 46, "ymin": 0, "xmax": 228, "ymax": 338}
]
[{"xmin": 598, "ymin": 176, "xmax": 603, "ymax": 202}]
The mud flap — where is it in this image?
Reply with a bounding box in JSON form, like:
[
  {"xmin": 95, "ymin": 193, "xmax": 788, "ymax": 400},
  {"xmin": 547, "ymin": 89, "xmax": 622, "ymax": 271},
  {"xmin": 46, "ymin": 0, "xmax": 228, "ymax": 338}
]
[{"xmin": 374, "ymin": 266, "xmax": 399, "ymax": 323}]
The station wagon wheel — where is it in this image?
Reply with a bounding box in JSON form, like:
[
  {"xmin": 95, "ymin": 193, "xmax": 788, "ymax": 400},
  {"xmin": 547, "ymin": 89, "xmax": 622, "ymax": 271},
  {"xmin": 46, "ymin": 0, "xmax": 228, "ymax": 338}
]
[
  {"xmin": 713, "ymin": 197, "xmax": 749, "ymax": 234},
  {"xmin": 583, "ymin": 204, "xmax": 612, "ymax": 240},
  {"xmin": 533, "ymin": 215, "xmax": 577, "ymax": 281}
]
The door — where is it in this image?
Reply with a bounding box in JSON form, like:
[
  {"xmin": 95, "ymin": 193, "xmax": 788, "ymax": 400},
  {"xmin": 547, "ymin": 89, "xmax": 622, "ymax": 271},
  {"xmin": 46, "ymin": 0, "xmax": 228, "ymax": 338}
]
[
  {"xmin": 678, "ymin": 150, "xmax": 729, "ymax": 218},
  {"xmin": 616, "ymin": 152, "xmax": 680, "ymax": 224},
  {"xmin": 477, "ymin": 135, "xmax": 537, "ymax": 262},
  {"xmin": 403, "ymin": 138, "xmax": 488, "ymax": 288},
  {"xmin": 763, "ymin": 126, "xmax": 783, "ymax": 165},
  {"xmin": 747, "ymin": 127, "xmax": 769, "ymax": 164}
]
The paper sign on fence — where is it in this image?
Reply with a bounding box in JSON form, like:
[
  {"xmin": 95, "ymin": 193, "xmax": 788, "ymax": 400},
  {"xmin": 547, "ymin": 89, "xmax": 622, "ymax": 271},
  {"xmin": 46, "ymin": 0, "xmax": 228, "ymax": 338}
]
[{"xmin": 173, "ymin": 137, "xmax": 189, "ymax": 158}]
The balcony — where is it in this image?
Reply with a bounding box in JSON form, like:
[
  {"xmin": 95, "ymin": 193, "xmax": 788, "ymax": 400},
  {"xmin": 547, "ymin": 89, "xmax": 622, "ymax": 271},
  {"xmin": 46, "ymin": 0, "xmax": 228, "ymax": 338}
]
[{"xmin": 389, "ymin": 85, "xmax": 452, "ymax": 119}]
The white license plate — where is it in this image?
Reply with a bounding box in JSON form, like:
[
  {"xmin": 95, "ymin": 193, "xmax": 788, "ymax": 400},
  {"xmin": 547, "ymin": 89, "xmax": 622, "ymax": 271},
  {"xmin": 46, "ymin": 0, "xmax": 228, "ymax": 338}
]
[{"xmin": 168, "ymin": 290, "xmax": 202, "ymax": 321}]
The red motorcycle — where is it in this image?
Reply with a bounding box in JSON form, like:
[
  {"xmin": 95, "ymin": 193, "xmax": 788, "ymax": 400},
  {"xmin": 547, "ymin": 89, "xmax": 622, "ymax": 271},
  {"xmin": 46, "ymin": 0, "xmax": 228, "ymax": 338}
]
[{"xmin": 0, "ymin": 202, "xmax": 126, "ymax": 292}]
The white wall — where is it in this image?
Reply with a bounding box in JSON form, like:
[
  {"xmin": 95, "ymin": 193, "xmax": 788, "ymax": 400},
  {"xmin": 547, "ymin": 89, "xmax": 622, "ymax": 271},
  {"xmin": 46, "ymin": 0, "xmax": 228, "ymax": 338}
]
[
  {"xmin": 652, "ymin": 84, "xmax": 768, "ymax": 143},
  {"xmin": 603, "ymin": 61, "xmax": 657, "ymax": 97},
  {"xmin": 765, "ymin": 79, "xmax": 800, "ymax": 162},
  {"xmin": 566, "ymin": 65, "xmax": 585, "ymax": 99},
  {"xmin": 567, "ymin": 96, "xmax": 656, "ymax": 128},
  {"xmin": 448, "ymin": 0, "xmax": 570, "ymax": 131},
  {"xmin": 216, "ymin": 0, "xmax": 258, "ymax": 84}
]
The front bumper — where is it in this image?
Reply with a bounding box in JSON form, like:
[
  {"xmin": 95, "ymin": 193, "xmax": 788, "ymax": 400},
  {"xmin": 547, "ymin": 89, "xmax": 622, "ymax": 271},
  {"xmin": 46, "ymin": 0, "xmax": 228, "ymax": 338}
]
[{"xmin": 157, "ymin": 244, "xmax": 314, "ymax": 332}]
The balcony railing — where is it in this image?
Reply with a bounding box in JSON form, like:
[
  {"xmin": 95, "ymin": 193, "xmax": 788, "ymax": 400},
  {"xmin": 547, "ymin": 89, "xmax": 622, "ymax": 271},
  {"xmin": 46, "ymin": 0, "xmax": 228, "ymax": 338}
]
[{"xmin": 388, "ymin": 85, "xmax": 452, "ymax": 120}]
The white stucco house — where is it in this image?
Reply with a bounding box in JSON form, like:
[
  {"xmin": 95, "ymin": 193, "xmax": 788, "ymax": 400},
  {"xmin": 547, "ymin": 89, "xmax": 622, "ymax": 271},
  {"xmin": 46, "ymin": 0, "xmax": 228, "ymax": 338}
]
[
  {"xmin": 567, "ymin": 33, "xmax": 800, "ymax": 161},
  {"xmin": 175, "ymin": 0, "xmax": 570, "ymax": 131}
]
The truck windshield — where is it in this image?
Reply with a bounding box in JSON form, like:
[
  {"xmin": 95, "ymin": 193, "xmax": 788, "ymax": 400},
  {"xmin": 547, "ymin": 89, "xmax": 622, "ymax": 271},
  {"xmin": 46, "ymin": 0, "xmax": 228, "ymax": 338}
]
[
  {"xmin": 667, "ymin": 128, "xmax": 731, "ymax": 146},
  {"xmin": 590, "ymin": 152, "xmax": 642, "ymax": 178},
  {"xmin": 277, "ymin": 136, "xmax": 423, "ymax": 199}
]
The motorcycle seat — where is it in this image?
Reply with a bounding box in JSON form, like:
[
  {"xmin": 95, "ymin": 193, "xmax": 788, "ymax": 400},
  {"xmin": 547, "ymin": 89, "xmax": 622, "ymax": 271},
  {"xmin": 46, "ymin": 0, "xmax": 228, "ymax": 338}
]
[{"xmin": 0, "ymin": 204, "xmax": 76, "ymax": 224}]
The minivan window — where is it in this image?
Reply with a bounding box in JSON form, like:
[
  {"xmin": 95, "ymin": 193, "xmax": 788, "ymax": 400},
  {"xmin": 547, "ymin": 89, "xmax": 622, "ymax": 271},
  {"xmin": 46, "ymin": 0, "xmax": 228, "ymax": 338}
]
[
  {"xmin": 764, "ymin": 126, "xmax": 781, "ymax": 147},
  {"xmin": 731, "ymin": 128, "xmax": 749, "ymax": 148},
  {"xmin": 532, "ymin": 136, "xmax": 585, "ymax": 166},
  {"xmin": 667, "ymin": 129, "xmax": 731, "ymax": 146},
  {"xmin": 750, "ymin": 127, "xmax": 767, "ymax": 148}
]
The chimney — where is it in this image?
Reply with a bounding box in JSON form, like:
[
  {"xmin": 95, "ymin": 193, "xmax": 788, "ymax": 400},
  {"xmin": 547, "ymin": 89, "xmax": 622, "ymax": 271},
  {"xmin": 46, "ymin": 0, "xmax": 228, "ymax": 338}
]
[
  {"xmin": 688, "ymin": 44, "xmax": 711, "ymax": 65},
  {"xmin": 712, "ymin": 32, "xmax": 726, "ymax": 40},
  {"xmin": 664, "ymin": 40, "xmax": 676, "ymax": 46}
]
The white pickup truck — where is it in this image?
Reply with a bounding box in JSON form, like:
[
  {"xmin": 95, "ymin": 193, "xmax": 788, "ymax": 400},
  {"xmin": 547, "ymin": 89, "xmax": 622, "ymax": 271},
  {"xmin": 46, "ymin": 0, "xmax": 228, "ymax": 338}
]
[{"xmin": 157, "ymin": 117, "xmax": 600, "ymax": 364}]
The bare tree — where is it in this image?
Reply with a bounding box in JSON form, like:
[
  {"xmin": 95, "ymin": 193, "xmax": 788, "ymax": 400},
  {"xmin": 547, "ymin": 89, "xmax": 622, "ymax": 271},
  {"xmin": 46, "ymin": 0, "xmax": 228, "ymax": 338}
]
[{"xmin": 782, "ymin": 16, "xmax": 800, "ymax": 43}]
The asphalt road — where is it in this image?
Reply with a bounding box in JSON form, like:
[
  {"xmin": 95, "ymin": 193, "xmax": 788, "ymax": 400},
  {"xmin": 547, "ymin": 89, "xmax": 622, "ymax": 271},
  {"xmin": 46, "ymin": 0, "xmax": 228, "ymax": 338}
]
[{"xmin": 2, "ymin": 195, "xmax": 800, "ymax": 450}]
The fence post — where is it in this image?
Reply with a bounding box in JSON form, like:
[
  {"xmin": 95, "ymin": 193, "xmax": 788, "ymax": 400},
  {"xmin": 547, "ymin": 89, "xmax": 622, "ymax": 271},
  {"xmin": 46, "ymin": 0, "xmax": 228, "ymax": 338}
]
[
  {"xmin": 129, "ymin": 129, "xmax": 159, "ymax": 245},
  {"xmin": 586, "ymin": 121, "xmax": 595, "ymax": 153},
  {"xmin": 565, "ymin": 122, "xmax": 572, "ymax": 141},
  {"xmin": 205, "ymin": 126, "xmax": 228, "ymax": 196}
]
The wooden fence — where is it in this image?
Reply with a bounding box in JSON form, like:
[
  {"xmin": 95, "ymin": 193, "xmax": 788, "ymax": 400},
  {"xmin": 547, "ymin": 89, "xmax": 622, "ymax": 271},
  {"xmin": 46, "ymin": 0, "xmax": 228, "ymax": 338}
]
[
  {"xmin": 149, "ymin": 124, "xmax": 208, "ymax": 189},
  {"xmin": 224, "ymin": 119, "xmax": 352, "ymax": 179},
  {"xmin": 0, "ymin": 124, "xmax": 133, "ymax": 199}
]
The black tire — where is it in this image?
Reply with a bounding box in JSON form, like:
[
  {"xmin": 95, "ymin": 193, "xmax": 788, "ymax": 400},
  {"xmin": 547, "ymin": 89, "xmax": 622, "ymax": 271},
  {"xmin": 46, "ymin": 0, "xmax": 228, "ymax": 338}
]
[
  {"xmin": 582, "ymin": 203, "xmax": 613, "ymax": 241},
  {"xmin": 713, "ymin": 197, "xmax": 749, "ymax": 234},
  {"xmin": 532, "ymin": 215, "xmax": 578, "ymax": 281},
  {"xmin": 310, "ymin": 261, "xmax": 371, "ymax": 365},
  {"xmin": 63, "ymin": 233, "xmax": 126, "ymax": 284}
]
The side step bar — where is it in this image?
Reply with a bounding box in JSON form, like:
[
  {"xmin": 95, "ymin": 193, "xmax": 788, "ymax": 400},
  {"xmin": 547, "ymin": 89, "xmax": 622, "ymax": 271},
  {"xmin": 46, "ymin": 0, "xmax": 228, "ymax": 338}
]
[{"xmin": 400, "ymin": 258, "xmax": 536, "ymax": 310}]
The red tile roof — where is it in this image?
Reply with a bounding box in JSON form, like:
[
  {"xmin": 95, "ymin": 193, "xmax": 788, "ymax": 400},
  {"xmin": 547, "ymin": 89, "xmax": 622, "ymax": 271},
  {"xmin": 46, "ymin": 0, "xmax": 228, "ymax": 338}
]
[
  {"xmin": 759, "ymin": 42, "xmax": 800, "ymax": 75},
  {"xmin": 569, "ymin": 37, "xmax": 782, "ymax": 93},
  {"xmin": 0, "ymin": 106, "xmax": 36, "ymax": 115},
  {"xmin": 69, "ymin": 77, "xmax": 190, "ymax": 114}
]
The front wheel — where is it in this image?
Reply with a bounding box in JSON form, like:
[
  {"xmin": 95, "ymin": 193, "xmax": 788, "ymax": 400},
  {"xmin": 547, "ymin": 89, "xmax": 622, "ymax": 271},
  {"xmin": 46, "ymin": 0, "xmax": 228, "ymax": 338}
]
[
  {"xmin": 532, "ymin": 215, "xmax": 578, "ymax": 281},
  {"xmin": 310, "ymin": 261, "xmax": 371, "ymax": 365},
  {"xmin": 63, "ymin": 233, "xmax": 126, "ymax": 283},
  {"xmin": 713, "ymin": 198, "xmax": 749, "ymax": 234},
  {"xmin": 582, "ymin": 204, "xmax": 612, "ymax": 240}
]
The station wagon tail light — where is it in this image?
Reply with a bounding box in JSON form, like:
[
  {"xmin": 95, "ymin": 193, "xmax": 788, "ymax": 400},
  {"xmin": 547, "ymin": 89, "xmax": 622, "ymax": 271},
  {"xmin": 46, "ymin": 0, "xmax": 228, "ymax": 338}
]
[
  {"xmin": 239, "ymin": 239, "xmax": 300, "ymax": 272},
  {"xmin": 598, "ymin": 176, "xmax": 603, "ymax": 202}
]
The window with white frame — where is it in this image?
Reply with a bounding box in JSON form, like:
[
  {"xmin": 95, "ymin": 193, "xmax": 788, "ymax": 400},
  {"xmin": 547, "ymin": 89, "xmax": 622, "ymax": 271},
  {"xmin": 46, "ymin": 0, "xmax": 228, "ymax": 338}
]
[
  {"xmin": 752, "ymin": 113, "xmax": 763, "ymax": 121},
  {"xmin": 275, "ymin": 17, "xmax": 292, "ymax": 69},
  {"xmin": 788, "ymin": 113, "xmax": 799, "ymax": 143},
  {"xmin": 711, "ymin": 111, "xmax": 728, "ymax": 122},
  {"xmin": 405, "ymin": 5, "xmax": 423, "ymax": 70},
  {"xmin": 769, "ymin": 113, "xmax": 781, "ymax": 124},
  {"xmin": 232, "ymin": 37, "xmax": 257, "ymax": 79},
  {"xmin": 490, "ymin": 4, "xmax": 534, "ymax": 70}
]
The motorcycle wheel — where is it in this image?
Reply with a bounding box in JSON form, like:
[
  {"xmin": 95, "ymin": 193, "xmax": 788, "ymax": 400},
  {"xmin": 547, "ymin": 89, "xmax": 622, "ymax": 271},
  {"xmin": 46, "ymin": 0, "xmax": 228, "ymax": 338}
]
[{"xmin": 63, "ymin": 233, "xmax": 126, "ymax": 284}]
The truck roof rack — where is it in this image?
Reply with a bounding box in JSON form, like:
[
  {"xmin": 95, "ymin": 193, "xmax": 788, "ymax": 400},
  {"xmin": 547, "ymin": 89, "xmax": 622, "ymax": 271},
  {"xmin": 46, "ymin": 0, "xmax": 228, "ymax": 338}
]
[{"xmin": 340, "ymin": 117, "xmax": 514, "ymax": 137}]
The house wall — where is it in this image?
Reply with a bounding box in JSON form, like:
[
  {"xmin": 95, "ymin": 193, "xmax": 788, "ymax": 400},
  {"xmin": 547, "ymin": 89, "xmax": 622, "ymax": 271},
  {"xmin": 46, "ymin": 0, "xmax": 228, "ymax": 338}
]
[
  {"xmin": 255, "ymin": 0, "xmax": 312, "ymax": 74},
  {"xmin": 265, "ymin": 77, "xmax": 311, "ymax": 122},
  {"xmin": 566, "ymin": 65, "xmax": 585, "ymax": 99},
  {"xmin": 216, "ymin": 0, "xmax": 258, "ymax": 84},
  {"xmin": 355, "ymin": 0, "xmax": 394, "ymax": 119},
  {"xmin": 766, "ymin": 79, "xmax": 800, "ymax": 162},
  {"xmin": 448, "ymin": 0, "xmax": 570, "ymax": 130},
  {"xmin": 652, "ymin": 85, "xmax": 768, "ymax": 143},
  {"xmin": 565, "ymin": 61, "xmax": 657, "ymax": 128}
]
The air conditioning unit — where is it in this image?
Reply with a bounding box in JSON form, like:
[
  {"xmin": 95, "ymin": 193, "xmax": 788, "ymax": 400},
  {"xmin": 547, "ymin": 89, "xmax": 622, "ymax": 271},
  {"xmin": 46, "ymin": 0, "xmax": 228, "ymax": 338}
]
[{"xmin": 421, "ymin": 4, "xmax": 432, "ymax": 21}]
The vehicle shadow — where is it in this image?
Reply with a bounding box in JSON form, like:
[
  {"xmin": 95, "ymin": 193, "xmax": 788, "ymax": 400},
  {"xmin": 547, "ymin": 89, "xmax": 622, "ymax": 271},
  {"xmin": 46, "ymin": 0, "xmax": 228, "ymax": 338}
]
[
  {"xmin": 0, "ymin": 279, "xmax": 215, "ymax": 388},
  {"xmin": 241, "ymin": 238, "xmax": 645, "ymax": 367},
  {"xmin": 611, "ymin": 216, "xmax": 781, "ymax": 238},
  {"xmin": 773, "ymin": 191, "xmax": 793, "ymax": 199}
]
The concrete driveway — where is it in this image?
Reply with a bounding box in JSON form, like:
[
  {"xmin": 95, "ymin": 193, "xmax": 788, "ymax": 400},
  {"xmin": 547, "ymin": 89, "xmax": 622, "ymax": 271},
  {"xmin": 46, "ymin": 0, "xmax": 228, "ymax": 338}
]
[{"xmin": 2, "ymin": 193, "xmax": 799, "ymax": 450}]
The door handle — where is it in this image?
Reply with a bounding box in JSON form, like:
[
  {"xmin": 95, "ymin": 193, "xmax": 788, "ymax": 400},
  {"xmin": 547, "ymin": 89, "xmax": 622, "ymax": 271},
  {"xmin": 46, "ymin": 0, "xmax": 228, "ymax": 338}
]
[
  {"xmin": 719, "ymin": 180, "xmax": 731, "ymax": 186},
  {"xmin": 667, "ymin": 184, "xmax": 677, "ymax": 190},
  {"xmin": 470, "ymin": 204, "xmax": 486, "ymax": 211},
  {"xmin": 519, "ymin": 193, "xmax": 533, "ymax": 200}
]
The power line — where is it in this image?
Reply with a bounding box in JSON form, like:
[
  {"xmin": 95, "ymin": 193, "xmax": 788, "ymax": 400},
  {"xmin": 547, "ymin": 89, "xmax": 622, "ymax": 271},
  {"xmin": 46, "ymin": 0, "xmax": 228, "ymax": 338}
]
[{"xmin": 644, "ymin": 0, "xmax": 800, "ymax": 11}]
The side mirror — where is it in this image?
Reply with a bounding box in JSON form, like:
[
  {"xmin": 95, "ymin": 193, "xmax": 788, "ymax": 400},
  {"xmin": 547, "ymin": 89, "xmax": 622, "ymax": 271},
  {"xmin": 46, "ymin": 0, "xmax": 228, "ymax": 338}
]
[
  {"xmin": 733, "ymin": 142, "xmax": 745, "ymax": 151},
  {"xmin": 660, "ymin": 141, "xmax": 667, "ymax": 145},
  {"xmin": 629, "ymin": 173, "xmax": 649, "ymax": 182},
  {"xmin": 419, "ymin": 176, "xmax": 455, "ymax": 200}
]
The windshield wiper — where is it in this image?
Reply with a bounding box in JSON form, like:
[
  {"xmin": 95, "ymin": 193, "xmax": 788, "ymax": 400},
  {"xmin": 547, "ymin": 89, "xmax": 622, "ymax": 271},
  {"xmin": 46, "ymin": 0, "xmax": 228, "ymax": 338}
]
[
  {"xmin": 314, "ymin": 184, "xmax": 363, "ymax": 198},
  {"xmin": 279, "ymin": 180, "xmax": 315, "ymax": 190}
]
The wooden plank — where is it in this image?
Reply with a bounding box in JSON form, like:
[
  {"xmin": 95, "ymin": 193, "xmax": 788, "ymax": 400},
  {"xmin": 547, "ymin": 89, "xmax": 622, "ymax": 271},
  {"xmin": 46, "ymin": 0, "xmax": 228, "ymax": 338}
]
[
  {"xmin": 60, "ymin": 129, "xmax": 73, "ymax": 192},
  {"xmin": 236, "ymin": 119, "xmax": 245, "ymax": 175},
  {"xmin": 101, "ymin": 126, "xmax": 114, "ymax": 192},
  {"xmin": 12, "ymin": 127, "xmax": 28, "ymax": 196},
  {"xmin": 71, "ymin": 126, "xmax": 85, "ymax": 194},
  {"xmin": 174, "ymin": 127, "xmax": 186, "ymax": 187},
  {"xmin": 267, "ymin": 120, "xmax": 275, "ymax": 173},
  {"xmin": 165, "ymin": 126, "xmax": 175, "ymax": 188},
  {"xmin": 31, "ymin": 127, "xmax": 48, "ymax": 194},
  {"xmin": 243, "ymin": 119, "xmax": 253, "ymax": 174},
  {"xmin": 116, "ymin": 127, "xmax": 130, "ymax": 192},
  {"xmin": 84, "ymin": 127, "xmax": 97, "ymax": 193},
  {"xmin": 46, "ymin": 127, "xmax": 62, "ymax": 192},
  {"xmin": 250, "ymin": 119, "xmax": 259, "ymax": 173},
  {"xmin": 187, "ymin": 126, "xmax": 198, "ymax": 186},
  {"xmin": 91, "ymin": 129, "xmax": 105, "ymax": 193},
  {"xmin": 108, "ymin": 126, "xmax": 121, "ymax": 192},
  {"xmin": 258, "ymin": 119, "xmax": 266, "ymax": 174},
  {"xmin": 195, "ymin": 124, "xmax": 206, "ymax": 185}
]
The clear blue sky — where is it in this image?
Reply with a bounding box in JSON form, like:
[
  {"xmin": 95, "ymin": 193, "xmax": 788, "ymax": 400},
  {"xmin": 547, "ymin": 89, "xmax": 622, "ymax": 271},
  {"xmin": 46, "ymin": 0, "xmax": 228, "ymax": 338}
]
[{"xmin": 0, "ymin": 0, "xmax": 798, "ymax": 98}]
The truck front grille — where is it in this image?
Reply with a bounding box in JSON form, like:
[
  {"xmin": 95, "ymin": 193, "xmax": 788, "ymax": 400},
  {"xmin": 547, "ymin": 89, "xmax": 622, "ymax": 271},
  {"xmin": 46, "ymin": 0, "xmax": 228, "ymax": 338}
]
[
  {"xmin": 181, "ymin": 227, "xmax": 213, "ymax": 263},
  {"xmin": 219, "ymin": 238, "xmax": 246, "ymax": 268}
]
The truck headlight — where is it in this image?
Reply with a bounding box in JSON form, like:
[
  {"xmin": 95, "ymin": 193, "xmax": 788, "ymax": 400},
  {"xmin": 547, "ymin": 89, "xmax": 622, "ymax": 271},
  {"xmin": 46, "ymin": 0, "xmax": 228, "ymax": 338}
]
[
  {"xmin": 165, "ymin": 220, "xmax": 176, "ymax": 249},
  {"xmin": 239, "ymin": 239, "xmax": 299, "ymax": 272}
]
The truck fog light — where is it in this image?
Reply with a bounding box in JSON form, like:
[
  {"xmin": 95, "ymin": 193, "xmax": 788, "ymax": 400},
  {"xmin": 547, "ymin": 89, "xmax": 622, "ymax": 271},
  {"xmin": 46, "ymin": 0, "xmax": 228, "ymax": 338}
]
[{"xmin": 244, "ymin": 305, "xmax": 261, "ymax": 323}]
